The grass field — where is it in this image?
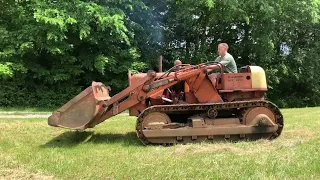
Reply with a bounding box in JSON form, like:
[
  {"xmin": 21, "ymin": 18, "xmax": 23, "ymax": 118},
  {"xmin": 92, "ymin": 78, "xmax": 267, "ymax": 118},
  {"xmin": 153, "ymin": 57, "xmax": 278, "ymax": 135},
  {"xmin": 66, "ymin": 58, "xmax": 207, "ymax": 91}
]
[
  {"xmin": 0, "ymin": 107, "xmax": 54, "ymax": 112},
  {"xmin": 0, "ymin": 107, "xmax": 320, "ymax": 179}
]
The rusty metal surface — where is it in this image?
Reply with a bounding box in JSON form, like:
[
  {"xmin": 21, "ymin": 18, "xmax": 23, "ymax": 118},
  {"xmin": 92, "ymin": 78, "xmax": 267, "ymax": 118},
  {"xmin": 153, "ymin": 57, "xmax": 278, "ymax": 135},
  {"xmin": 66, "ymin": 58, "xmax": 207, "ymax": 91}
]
[
  {"xmin": 243, "ymin": 107, "xmax": 275, "ymax": 125},
  {"xmin": 48, "ymin": 86, "xmax": 99, "ymax": 130},
  {"xmin": 48, "ymin": 62, "xmax": 284, "ymax": 146},
  {"xmin": 193, "ymin": 78, "xmax": 223, "ymax": 103},
  {"xmin": 142, "ymin": 125, "xmax": 278, "ymax": 137},
  {"xmin": 88, "ymin": 71, "xmax": 157, "ymax": 128},
  {"xmin": 143, "ymin": 112, "xmax": 171, "ymax": 129},
  {"xmin": 48, "ymin": 81, "xmax": 114, "ymax": 130},
  {"xmin": 92, "ymin": 81, "xmax": 111, "ymax": 101},
  {"xmin": 136, "ymin": 100, "xmax": 283, "ymax": 145},
  {"xmin": 221, "ymin": 73, "xmax": 252, "ymax": 90},
  {"xmin": 221, "ymin": 91, "xmax": 265, "ymax": 102},
  {"xmin": 158, "ymin": 55, "xmax": 163, "ymax": 72},
  {"xmin": 204, "ymin": 118, "xmax": 240, "ymax": 125}
]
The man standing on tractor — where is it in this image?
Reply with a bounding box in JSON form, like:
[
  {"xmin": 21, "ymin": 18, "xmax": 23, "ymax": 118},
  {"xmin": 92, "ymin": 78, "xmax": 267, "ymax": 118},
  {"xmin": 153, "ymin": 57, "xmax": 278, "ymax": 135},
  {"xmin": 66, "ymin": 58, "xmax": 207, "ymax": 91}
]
[
  {"xmin": 171, "ymin": 59, "xmax": 184, "ymax": 102},
  {"xmin": 214, "ymin": 43, "xmax": 238, "ymax": 73}
]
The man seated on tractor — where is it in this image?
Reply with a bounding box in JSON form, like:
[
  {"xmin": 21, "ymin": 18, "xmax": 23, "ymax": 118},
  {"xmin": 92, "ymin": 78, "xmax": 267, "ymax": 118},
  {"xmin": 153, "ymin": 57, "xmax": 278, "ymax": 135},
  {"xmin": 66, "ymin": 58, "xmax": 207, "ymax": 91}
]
[{"xmin": 214, "ymin": 43, "xmax": 238, "ymax": 73}]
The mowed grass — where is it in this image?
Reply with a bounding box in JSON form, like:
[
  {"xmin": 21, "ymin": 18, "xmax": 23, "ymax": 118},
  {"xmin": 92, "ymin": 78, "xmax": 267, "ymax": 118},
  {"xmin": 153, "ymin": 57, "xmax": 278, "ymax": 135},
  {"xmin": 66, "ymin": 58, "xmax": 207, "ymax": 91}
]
[
  {"xmin": 0, "ymin": 107, "xmax": 53, "ymax": 115},
  {"xmin": 1, "ymin": 108, "xmax": 320, "ymax": 179},
  {"xmin": 0, "ymin": 107, "xmax": 54, "ymax": 112}
]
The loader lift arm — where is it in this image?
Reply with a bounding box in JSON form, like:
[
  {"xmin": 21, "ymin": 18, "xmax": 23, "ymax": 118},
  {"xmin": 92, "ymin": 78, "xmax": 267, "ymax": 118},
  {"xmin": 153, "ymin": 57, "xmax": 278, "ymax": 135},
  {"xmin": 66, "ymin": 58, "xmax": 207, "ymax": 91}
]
[{"xmin": 88, "ymin": 63, "xmax": 224, "ymax": 128}]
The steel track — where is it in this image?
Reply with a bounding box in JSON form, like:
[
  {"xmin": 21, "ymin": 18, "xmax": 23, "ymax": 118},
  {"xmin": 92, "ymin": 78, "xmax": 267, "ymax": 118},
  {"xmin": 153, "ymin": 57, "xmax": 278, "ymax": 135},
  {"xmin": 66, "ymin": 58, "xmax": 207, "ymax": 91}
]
[{"xmin": 136, "ymin": 100, "xmax": 284, "ymax": 145}]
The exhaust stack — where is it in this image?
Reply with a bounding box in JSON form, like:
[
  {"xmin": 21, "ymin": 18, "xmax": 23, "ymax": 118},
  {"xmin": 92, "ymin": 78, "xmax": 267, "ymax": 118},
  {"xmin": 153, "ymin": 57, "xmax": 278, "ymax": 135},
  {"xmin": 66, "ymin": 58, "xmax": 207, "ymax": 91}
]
[{"xmin": 158, "ymin": 55, "xmax": 162, "ymax": 73}]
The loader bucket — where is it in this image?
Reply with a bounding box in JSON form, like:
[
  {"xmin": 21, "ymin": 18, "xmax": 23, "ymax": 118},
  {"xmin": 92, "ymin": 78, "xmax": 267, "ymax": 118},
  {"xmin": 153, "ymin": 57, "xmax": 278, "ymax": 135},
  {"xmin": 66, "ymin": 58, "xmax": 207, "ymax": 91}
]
[{"xmin": 48, "ymin": 81, "xmax": 111, "ymax": 130}]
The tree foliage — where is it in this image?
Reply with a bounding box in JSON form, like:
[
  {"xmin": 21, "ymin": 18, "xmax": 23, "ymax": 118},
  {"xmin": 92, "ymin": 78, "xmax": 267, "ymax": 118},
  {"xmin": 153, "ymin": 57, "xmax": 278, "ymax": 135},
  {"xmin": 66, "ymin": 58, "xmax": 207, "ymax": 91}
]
[
  {"xmin": 0, "ymin": 0, "xmax": 319, "ymax": 108},
  {"xmin": 160, "ymin": 0, "xmax": 320, "ymax": 107},
  {"xmin": 0, "ymin": 0, "xmax": 148, "ymax": 106}
]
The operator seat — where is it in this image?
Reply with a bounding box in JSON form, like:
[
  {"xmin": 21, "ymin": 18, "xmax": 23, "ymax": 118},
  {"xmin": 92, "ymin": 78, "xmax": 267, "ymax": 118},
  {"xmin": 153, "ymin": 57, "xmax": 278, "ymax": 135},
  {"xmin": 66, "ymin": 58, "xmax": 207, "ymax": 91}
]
[{"xmin": 238, "ymin": 65, "xmax": 250, "ymax": 73}]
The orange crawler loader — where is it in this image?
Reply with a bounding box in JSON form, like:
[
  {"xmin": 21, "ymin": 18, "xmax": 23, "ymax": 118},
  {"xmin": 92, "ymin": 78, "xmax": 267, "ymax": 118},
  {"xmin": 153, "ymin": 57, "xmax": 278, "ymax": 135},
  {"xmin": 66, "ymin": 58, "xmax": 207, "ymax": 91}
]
[{"xmin": 48, "ymin": 62, "xmax": 284, "ymax": 145}]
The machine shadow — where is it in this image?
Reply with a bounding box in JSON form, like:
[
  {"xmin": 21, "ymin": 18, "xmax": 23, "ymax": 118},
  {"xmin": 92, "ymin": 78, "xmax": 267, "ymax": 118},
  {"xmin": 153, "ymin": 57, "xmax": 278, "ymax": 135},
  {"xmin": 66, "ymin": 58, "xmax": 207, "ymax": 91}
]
[
  {"xmin": 41, "ymin": 131, "xmax": 142, "ymax": 148},
  {"xmin": 42, "ymin": 131, "xmax": 275, "ymax": 148}
]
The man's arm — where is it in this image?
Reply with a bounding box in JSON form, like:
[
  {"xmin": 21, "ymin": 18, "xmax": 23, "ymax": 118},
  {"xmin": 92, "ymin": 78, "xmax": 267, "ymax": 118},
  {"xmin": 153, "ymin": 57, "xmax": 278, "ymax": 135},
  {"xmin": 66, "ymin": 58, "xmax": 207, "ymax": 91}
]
[{"xmin": 218, "ymin": 56, "xmax": 232, "ymax": 66}]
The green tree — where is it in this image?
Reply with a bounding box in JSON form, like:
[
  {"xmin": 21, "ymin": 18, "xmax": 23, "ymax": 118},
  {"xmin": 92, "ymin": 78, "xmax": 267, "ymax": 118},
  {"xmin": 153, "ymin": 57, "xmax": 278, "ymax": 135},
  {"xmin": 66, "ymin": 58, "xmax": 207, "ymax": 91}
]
[
  {"xmin": 0, "ymin": 0, "xmax": 148, "ymax": 107},
  {"xmin": 160, "ymin": 0, "xmax": 320, "ymax": 107}
]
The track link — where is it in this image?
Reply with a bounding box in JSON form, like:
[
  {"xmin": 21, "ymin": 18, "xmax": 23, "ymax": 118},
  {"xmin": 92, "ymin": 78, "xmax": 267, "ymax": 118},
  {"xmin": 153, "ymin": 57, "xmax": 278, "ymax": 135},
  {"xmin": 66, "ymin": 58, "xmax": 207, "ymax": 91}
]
[{"xmin": 136, "ymin": 100, "xmax": 284, "ymax": 145}]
